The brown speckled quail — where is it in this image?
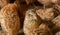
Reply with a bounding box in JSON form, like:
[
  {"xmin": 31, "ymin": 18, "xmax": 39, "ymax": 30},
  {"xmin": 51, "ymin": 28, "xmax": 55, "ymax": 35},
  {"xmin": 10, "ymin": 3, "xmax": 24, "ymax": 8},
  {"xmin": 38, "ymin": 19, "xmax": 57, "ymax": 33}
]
[
  {"xmin": 36, "ymin": 8, "xmax": 55, "ymax": 21},
  {"xmin": 0, "ymin": 3, "xmax": 20, "ymax": 35},
  {"xmin": 33, "ymin": 23, "xmax": 53, "ymax": 35},
  {"xmin": 38, "ymin": 23, "xmax": 53, "ymax": 35},
  {"xmin": 23, "ymin": 9, "xmax": 41, "ymax": 35}
]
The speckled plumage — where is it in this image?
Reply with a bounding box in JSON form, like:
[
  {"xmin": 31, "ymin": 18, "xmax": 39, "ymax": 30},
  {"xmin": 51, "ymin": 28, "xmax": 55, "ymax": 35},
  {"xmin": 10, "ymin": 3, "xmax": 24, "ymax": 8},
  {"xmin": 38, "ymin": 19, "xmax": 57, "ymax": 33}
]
[
  {"xmin": 23, "ymin": 9, "xmax": 41, "ymax": 35},
  {"xmin": 0, "ymin": 4, "xmax": 20, "ymax": 35},
  {"xmin": 36, "ymin": 8, "xmax": 54, "ymax": 21}
]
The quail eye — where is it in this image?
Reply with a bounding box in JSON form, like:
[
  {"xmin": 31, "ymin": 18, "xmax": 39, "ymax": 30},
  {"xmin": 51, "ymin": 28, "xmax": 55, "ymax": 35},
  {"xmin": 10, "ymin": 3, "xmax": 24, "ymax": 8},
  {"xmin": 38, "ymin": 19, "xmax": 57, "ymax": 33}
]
[{"xmin": 28, "ymin": 14, "xmax": 32, "ymax": 16}]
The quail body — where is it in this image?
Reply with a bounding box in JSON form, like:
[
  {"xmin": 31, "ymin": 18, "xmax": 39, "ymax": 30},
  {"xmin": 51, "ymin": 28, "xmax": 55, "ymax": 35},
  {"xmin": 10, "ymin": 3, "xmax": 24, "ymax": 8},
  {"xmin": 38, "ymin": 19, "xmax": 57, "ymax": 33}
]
[
  {"xmin": 36, "ymin": 8, "xmax": 54, "ymax": 21},
  {"xmin": 24, "ymin": 9, "xmax": 40, "ymax": 35},
  {"xmin": 0, "ymin": 4, "xmax": 20, "ymax": 35}
]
